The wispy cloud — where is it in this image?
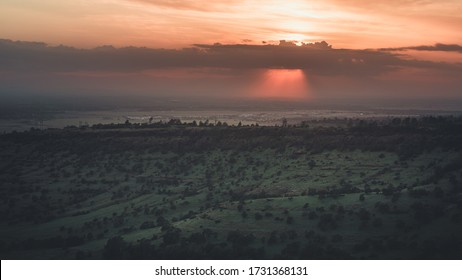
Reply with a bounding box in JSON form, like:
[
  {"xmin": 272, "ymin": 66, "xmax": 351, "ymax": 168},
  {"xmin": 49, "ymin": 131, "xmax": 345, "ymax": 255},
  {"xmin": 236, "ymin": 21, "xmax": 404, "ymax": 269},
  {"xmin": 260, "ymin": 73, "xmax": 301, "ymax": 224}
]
[
  {"xmin": 126, "ymin": 0, "xmax": 243, "ymax": 12},
  {"xmin": 2, "ymin": 0, "xmax": 461, "ymax": 49}
]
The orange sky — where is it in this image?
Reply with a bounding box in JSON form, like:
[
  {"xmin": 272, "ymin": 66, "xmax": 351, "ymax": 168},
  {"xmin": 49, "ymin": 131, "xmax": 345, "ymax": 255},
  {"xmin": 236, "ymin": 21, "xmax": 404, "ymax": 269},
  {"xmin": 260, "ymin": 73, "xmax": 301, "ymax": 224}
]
[
  {"xmin": 1, "ymin": 0, "xmax": 462, "ymax": 49},
  {"xmin": 1, "ymin": 0, "xmax": 462, "ymax": 105}
]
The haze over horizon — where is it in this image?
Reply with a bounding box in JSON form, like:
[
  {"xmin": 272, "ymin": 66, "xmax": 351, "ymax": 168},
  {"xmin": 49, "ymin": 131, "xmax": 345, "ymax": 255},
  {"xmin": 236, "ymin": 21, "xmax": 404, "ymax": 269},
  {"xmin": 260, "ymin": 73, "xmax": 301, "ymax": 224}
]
[{"xmin": 1, "ymin": 0, "xmax": 462, "ymax": 109}]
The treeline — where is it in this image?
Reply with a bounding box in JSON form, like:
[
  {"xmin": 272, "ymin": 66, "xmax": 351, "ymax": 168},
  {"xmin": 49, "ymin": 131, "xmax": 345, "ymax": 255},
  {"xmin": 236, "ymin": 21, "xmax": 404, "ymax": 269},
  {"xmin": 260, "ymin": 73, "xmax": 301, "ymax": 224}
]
[
  {"xmin": 62, "ymin": 115, "xmax": 462, "ymax": 130},
  {"xmin": 3, "ymin": 116, "xmax": 462, "ymax": 161},
  {"xmin": 71, "ymin": 118, "xmax": 238, "ymax": 130}
]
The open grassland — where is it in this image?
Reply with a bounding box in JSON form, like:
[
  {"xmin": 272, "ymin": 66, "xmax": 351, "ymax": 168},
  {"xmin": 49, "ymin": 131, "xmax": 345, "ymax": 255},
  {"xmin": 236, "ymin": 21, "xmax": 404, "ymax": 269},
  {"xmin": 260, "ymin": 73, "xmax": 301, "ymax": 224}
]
[{"xmin": 1, "ymin": 116, "xmax": 462, "ymax": 259}]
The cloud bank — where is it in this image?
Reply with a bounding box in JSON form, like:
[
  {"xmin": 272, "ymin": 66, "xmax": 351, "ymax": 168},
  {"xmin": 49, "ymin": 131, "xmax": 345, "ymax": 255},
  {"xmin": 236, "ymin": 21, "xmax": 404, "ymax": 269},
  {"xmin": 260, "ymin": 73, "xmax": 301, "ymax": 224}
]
[
  {"xmin": 1, "ymin": 39, "xmax": 462, "ymax": 105},
  {"xmin": 1, "ymin": 39, "xmax": 461, "ymax": 77},
  {"xmin": 381, "ymin": 43, "xmax": 462, "ymax": 53}
]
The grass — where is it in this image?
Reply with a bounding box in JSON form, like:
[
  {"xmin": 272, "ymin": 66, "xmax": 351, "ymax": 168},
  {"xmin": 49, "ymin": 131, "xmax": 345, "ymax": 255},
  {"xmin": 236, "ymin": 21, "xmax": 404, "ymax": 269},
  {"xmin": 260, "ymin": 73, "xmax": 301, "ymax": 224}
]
[{"xmin": 1, "ymin": 119, "xmax": 462, "ymax": 259}]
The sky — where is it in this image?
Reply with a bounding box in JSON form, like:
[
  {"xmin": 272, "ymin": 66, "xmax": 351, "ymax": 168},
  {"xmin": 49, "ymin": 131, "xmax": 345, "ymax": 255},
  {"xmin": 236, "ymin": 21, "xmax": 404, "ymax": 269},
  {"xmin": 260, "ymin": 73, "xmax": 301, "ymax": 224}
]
[{"xmin": 1, "ymin": 0, "xmax": 462, "ymax": 108}]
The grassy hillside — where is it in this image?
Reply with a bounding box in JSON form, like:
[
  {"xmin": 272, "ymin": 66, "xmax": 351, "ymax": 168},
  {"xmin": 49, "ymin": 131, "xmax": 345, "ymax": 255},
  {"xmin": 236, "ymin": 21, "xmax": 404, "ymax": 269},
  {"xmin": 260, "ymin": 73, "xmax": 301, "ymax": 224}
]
[{"xmin": 1, "ymin": 116, "xmax": 462, "ymax": 259}]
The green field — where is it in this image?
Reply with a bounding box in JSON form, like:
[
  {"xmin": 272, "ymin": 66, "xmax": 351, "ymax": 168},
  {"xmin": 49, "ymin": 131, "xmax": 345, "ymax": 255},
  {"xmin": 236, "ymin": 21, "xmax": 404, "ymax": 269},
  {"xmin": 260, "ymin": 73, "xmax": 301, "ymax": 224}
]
[{"xmin": 1, "ymin": 117, "xmax": 462, "ymax": 259}]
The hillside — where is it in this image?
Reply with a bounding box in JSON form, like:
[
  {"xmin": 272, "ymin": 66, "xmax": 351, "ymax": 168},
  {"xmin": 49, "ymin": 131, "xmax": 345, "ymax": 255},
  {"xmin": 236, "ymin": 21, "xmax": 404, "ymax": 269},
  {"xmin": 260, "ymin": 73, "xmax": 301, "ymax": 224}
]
[{"xmin": 1, "ymin": 116, "xmax": 462, "ymax": 259}]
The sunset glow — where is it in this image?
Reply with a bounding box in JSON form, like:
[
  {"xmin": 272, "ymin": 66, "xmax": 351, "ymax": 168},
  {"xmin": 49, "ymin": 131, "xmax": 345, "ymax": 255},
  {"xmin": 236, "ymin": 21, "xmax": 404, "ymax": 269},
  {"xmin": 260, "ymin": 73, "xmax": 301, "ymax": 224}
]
[
  {"xmin": 250, "ymin": 69, "xmax": 310, "ymax": 100},
  {"xmin": 1, "ymin": 0, "xmax": 462, "ymax": 104},
  {"xmin": 1, "ymin": 0, "xmax": 461, "ymax": 49}
]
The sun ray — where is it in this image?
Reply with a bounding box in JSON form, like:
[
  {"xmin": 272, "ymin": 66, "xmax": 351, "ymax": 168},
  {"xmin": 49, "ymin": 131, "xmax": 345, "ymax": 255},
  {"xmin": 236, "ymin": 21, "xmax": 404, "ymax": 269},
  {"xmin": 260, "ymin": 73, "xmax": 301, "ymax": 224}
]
[{"xmin": 249, "ymin": 69, "xmax": 311, "ymax": 100}]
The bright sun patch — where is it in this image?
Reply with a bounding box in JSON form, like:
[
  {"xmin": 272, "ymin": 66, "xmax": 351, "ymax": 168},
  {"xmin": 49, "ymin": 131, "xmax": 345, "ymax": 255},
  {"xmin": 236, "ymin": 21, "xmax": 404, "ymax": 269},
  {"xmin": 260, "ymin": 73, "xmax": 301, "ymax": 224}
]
[{"xmin": 250, "ymin": 69, "xmax": 310, "ymax": 100}]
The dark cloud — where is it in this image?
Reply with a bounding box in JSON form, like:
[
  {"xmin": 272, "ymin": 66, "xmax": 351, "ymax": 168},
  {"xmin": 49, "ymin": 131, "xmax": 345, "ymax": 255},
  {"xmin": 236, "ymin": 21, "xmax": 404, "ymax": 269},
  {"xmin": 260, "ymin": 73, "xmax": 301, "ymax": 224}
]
[
  {"xmin": 380, "ymin": 43, "xmax": 462, "ymax": 53},
  {"xmin": 1, "ymin": 39, "xmax": 461, "ymax": 77}
]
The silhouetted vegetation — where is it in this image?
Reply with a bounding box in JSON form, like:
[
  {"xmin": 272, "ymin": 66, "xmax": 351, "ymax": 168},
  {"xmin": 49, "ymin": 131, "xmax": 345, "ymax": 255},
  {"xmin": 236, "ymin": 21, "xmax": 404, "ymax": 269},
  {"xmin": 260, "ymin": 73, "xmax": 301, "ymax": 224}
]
[{"xmin": 1, "ymin": 116, "xmax": 462, "ymax": 259}]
